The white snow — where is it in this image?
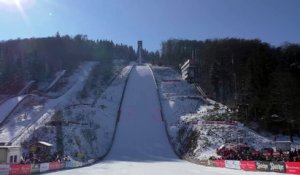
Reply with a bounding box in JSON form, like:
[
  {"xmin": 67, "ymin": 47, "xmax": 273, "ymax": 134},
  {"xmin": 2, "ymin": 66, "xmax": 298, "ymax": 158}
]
[
  {"xmin": 0, "ymin": 95, "xmax": 27, "ymax": 125},
  {"xmin": 48, "ymin": 65, "xmax": 278, "ymax": 175},
  {"xmin": 60, "ymin": 65, "xmax": 133, "ymax": 160},
  {"xmin": 18, "ymin": 80, "xmax": 35, "ymax": 95},
  {"xmin": 0, "ymin": 62, "xmax": 96, "ymax": 144},
  {"xmin": 151, "ymin": 66, "xmax": 276, "ymax": 159},
  {"xmin": 46, "ymin": 70, "xmax": 66, "ymax": 92}
]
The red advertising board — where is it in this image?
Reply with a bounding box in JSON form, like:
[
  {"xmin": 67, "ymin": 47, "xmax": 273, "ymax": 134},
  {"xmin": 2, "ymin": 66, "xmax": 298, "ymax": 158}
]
[
  {"xmin": 240, "ymin": 161, "xmax": 256, "ymax": 171},
  {"xmin": 9, "ymin": 164, "xmax": 31, "ymax": 175},
  {"xmin": 213, "ymin": 160, "xmax": 225, "ymax": 167},
  {"xmin": 286, "ymin": 162, "xmax": 300, "ymax": 174},
  {"xmin": 49, "ymin": 162, "xmax": 63, "ymax": 171}
]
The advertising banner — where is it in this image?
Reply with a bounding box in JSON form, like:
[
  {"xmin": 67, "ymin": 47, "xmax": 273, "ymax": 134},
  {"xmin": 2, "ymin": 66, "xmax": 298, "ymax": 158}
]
[
  {"xmin": 9, "ymin": 164, "xmax": 31, "ymax": 175},
  {"xmin": 198, "ymin": 160, "xmax": 208, "ymax": 166},
  {"xmin": 61, "ymin": 162, "xmax": 65, "ymax": 169},
  {"xmin": 286, "ymin": 162, "xmax": 300, "ymax": 174},
  {"xmin": 87, "ymin": 159, "xmax": 95, "ymax": 165},
  {"xmin": 74, "ymin": 161, "xmax": 83, "ymax": 167},
  {"xmin": 225, "ymin": 160, "xmax": 240, "ymax": 169},
  {"xmin": 65, "ymin": 161, "xmax": 73, "ymax": 168},
  {"xmin": 49, "ymin": 162, "xmax": 63, "ymax": 171},
  {"xmin": 39, "ymin": 163, "xmax": 49, "ymax": 173},
  {"xmin": 240, "ymin": 161, "xmax": 256, "ymax": 171},
  {"xmin": 30, "ymin": 164, "xmax": 40, "ymax": 174},
  {"xmin": 269, "ymin": 162, "xmax": 285, "ymax": 173},
  {"xmin": 213, "ymin": 160, "xmax": 225, "ymax": 168},
  {"xmin": 207, "ymin": 160, "xmax": 214, "ymax": 166},
  {"xmin": 256, "ymin": 161, "xmax": 270, "ymax": 171},
  {"xmin": 0, "ymin": 164, "xmax": 10, "ymax": 175}
]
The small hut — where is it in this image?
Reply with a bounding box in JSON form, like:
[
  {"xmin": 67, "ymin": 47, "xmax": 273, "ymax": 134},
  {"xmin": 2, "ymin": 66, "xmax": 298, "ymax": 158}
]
[
  {"xmin": 29, "ymin": 141, "xmax": 53, "ymax": 162},
  {"xmin": 29, "ymin": 141, "xmax": 52, "ymax": 154}
]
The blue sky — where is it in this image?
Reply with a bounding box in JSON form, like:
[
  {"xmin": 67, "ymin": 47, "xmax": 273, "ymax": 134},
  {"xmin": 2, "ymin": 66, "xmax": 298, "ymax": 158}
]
[{"xmin": 0, "ymin": 0, "xmax": 300, "ymax": 51}]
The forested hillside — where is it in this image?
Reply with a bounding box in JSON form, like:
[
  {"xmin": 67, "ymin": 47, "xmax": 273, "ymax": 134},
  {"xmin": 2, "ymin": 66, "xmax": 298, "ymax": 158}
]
[
  {"xmin": 0, "ymin": 34, "xmax": 136, "ymax": 93},
  {"xmin": 160, "ymin": 38, "xmax": 300, "ymax": 134}
]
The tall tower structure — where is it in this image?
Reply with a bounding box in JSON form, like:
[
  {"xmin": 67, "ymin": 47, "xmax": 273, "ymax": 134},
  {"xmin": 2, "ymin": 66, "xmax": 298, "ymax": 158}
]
[{"xmin": 137, "ymin": 41, "xmax": 143, "ymax": 64}]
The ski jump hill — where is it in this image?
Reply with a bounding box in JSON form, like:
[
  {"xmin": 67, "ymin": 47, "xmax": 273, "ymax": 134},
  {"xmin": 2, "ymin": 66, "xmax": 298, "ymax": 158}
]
[{"xmin": 49, "ymin": 66, "xmax": 276, "ymax": 175}]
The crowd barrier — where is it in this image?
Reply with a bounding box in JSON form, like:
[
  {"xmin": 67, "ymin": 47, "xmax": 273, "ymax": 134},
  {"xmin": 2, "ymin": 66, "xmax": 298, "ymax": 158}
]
[
  {"xmin": 240, "ymin": 160, "xmax": 256, "ymax": 171},
  {"xmin": 213, "ymin": 160, "xmax": 225, "ymax": 168},
  {"xmin": 225, "ymin": 160, "xmax": 240, "ymax": 169},
  {"xmin": 286, "ymin": 162, "xmax": 300, "ymax": 174},
  {"xmin": 194, "ymin": 159, "xmax": 300, "ymax": 174},
  {"xmin": 0, "ymin": 159, "xmax": 95, "ymax": 175}
]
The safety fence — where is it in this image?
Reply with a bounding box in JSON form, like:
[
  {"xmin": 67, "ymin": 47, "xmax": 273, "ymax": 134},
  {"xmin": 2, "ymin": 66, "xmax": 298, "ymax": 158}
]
[
  {"xmin": 195, "ymin": 159, "xmax": 300, "ymax": 174},
  {"xmin": 0, "ymin": 159, "xmax": 95, "ymax": 175}
]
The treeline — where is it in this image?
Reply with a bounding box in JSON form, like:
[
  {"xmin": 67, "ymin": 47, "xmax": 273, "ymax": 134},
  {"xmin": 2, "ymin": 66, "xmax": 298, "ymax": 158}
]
[
  {"xmin": 142, "ymin": 50, "xmax": 160, "ymax": 64},
  {"xmin": 0, "ymin": 33, "xmax": 136, "ymax": 93},
  {"xmin": 160, "ymin": 38, "xmax": 300, "ymax": 134}
]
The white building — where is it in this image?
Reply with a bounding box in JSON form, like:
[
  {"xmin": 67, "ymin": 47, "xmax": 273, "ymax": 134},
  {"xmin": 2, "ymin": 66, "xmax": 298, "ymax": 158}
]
[{"xmin": 0, "ymin": 146, "xmax": 21, "ymax": 164}]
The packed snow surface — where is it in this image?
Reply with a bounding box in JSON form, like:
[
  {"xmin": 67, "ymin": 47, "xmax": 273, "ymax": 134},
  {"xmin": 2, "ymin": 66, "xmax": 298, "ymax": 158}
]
[
  {"xmin": 48, "ymin": 66, "xmax": 277, "ymax": 175},
  {"xmin": 46, "ymin": 70, "xmax": 66, "ymax": 92},
  {"xmin": 0, "ymin": 95, "xmax": 27, "ymax": 124},
  {"xmin": 0, "ymin": 62, "xmax": 95, "ymax": 144},
  {"xmin": 61, "ymin": 65, "xmax": 132, "ymax": 160},
  {"xmin": 151, "ymin": 66, "xmax": 278, "ymax": 160}
]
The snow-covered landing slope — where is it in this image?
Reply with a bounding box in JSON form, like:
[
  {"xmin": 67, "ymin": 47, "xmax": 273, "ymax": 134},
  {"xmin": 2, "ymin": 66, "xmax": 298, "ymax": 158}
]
[
  {"xmin": 151, "ymin": 66, "xmax": 277, "ymax": 160},
  {"xmin": 60, "ymin": 65, "xmax": 133, "ymax": 160},
  {"xmin": 0, "ymin": 62, "xmax": 96, "ymax": 144},
  {"xmin": 0, "ymin": 95, "xmax": 27, "ymax": 124},
  {"xmin": 48, "ymin": 66, "xmax": 277, "ymax": 175}
]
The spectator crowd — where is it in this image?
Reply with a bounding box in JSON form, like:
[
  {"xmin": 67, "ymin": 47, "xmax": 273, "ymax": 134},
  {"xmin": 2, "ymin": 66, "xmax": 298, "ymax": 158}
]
[
  {"xmin": 216, "ymin": 144, "xmax": 300, "ymax": 162},
  {"xmin": 20, "ymin": 152, "xmax": 70, "ymax": 164}
]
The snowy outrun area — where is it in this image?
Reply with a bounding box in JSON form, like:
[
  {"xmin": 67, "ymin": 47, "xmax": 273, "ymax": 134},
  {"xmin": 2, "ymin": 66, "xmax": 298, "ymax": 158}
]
[{"xmin": 49, "ymin": 66, "xmax": 277, "ymax": 175}]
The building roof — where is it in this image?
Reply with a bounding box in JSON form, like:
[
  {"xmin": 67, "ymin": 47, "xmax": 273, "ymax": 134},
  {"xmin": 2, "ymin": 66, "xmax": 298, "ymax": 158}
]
[
  {"xmin": 0, "ymin": 146, "xmax": 21, "ymax": 149},
  {"xmin": 38, "ymin": 141, "xmax": 53, "ymax": 147}
]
